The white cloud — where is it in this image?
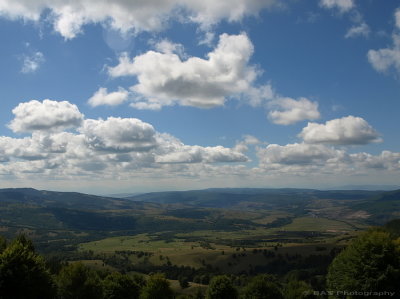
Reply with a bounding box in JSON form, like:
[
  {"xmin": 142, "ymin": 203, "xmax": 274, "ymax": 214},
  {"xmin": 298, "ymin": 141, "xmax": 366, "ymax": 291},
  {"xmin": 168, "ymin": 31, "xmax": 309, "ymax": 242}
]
[
  {"xmin": 198, "ymin": 31, "xmax": 215, "ymax": 46},
  {"xmin": 9, "ymin": 100, "xmax": 84, "ymax": 133},
  {"xmin": 0, "ymin": 0, "xmax": 278, "ymax": 39},
  {"xmin": 129, "ymin": 101, "xmax": 162, "ymax": 111},
  {"xmin": 258, "ymin": 143, "xmax": 342, "ymax": 166},
  {"xmin": 368, "ymin": 34, "xmax": 400, "ymax": 73},
  {"xmin": 106, "ymin": 33, "xmax": 320, "ymax": 125},
  {"xmin": 256, "ymin": 142, "xmax": 400, "ymax": 179},
  {"xmin": 320, "ymin": 0, "xmax": 354, "ymax": 13},
  {"xmin": 345, "ymin": 22, "xmax": 370, "ymax": 39},
  {"xmin": 0, "ymin": 99, "xmax": 399, "ymax": 189},
  {"xmin": 234, "ymin": 135, "xmax": 262, "ymax": 153},
  {"xmin": 267, "ymin": 97, "xmax": 320, "ymax": 125},
  {"xmin": 0, "ymin": 100, "xmax": 250, "ymax": 182},
  {"xmin": 21, "ymin": 51, "xmax": 45, "ymax": 73},
  {"xmin": 154, "ymin": 39, "xmax": 186, "ymax": 58},
  {"xmin": 79, "ymin": 117, "xmax": 158, "ymax": 153},
  {"xmin": 396, "ymin": 9, "xmax": 400, "ymax": 29},
  {"xmin": 350, "ymin": 151, "xmax": 400, "ymax": 171},
  {"xmin": 299, "ymin": 116, "xmax": 382, "ymax": 145},
  {"xmin": 109, "ymin": 33, "xmax": 258, "ymax": 108},
  {"xmin": 155, "ymin": 145, "xmax": 247, "ymax": 164},
  {"xmin": 367, "ymin": 9, "xmax": 400, "ymax": 74},
  {"xmin": 88, "ymin": 87, "xmax": 129, "ymax": 107},
  {"xmin": 155, "ymin": 133, "xmax": 248, "ymax": 164}
]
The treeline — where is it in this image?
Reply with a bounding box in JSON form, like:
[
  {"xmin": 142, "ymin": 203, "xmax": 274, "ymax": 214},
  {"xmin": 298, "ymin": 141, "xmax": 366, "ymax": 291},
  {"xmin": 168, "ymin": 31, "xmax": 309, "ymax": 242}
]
[{"xmin": 1, "ymin": 220, "xmax": 400, "ymax": 298}]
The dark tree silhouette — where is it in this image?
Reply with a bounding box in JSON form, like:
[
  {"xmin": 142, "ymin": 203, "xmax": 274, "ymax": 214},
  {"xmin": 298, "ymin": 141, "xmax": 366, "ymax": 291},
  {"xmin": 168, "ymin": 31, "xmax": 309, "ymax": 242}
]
[
  {"xmin": 57, "ymin": 262, "xmax": 103, "ymax": 299},
  {"xmin": 0, "ymin": 235, "xmax": 56, "ymax": 299}
]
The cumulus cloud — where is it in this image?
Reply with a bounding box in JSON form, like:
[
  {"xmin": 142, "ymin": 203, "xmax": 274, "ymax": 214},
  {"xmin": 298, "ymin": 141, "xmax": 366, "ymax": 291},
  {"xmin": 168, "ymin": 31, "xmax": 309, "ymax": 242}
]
[
  {"xmin": 234, "ymin": 135, "xmax": 262, "ymax": 153},
  {"xmin": 368, "ymin": 9, "xmax": 400, "ymax": 74},
  {"xmin": 368, "ymin": 34, "xmax": 400, "ymax": 73},
  {"xmin": 155, "ymin": 145, "xmax": 248, "ymax": 164},
  {"xmin": 106, "ymin": 33, "xmax": 320, "ymax": 125},
  {"xmin": 320, "ymin": 0, "xmax": 354, "ymax": 13},
  {"xmin": 9, "ymin": 100, "xmax": 84, "ymax": 133},
  {"xmin": 350, "ymin": 151, "xmax": 400, "ymax": 171},
  {"xmin": 268, "ymin": 97, "xmax": 320, "ymax": 125},
  {"xmin": 21, "ymin": 51, "xmax": 45, "ymax": 73},
  {"xmin": 0, "ymin": 100, "xmax": 251, "ymax": 182},
  {"xmin": 155, "ymin": 133, "xmax": 248, "ymax": 164},
  {"xmin": 79, "ymin": 117, "xmax": 158, "ymax": 152},
  {"xmin": 396, "ymin": 9, "xmax": 400, "ymax": 29},
  {"xmin": 0, "ymin": 100, "xmax": 399, "ymax": 186},
  {"xmin": 299, "ymin": 116, "xmax": 382, "ymax": 145},
  {"xmin": 153, "ymin": 39, "xmax": 186, "ymax": 57},
  {"xmin": 345, "ymin": 22, "xmax": 370, "ymax": 39},
  {"xmin": 0, "ymin": 0, "xmax": 278, "ymax": 39},
  {"xmin": 109, "ymin": 33, "xmax": 258, "ymax": 108},
  {"xmin": 88, "ymin": 87, "xmax": 129, "ymax": 107},
  {"xmin": 256, "ymin": 142, "xmax": 400, "ymax": 177},
  {"xmin": 258, "ymin": 143, "xmax": 342, "ymax": 166}
]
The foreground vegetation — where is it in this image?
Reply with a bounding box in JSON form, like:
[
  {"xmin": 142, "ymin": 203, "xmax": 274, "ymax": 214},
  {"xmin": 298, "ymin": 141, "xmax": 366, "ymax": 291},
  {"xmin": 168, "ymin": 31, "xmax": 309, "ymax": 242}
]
[
  {"xmin": 1, "ymin": 219, "xmax": 400, "ymax": 298},
  {"xmin": 1, "ymin": 188, "xmax": 400, "ymax": 297}
]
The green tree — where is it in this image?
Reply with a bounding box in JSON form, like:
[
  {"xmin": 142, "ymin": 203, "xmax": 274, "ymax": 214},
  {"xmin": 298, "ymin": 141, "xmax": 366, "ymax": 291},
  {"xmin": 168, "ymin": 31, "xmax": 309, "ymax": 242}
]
[
  {"xmin": 327, "ymin": 230, "xmax": 400, "ymax": 298},
  {"xmin": 0, "ymin": 235, "xmax": 6, "ymax": 253},
  {"xmin": 205, "ymin": 275, "xmax": 238, "ymax": 299},
  {"xmin": 0, "ymin": 235, "xmax": 56, "ymax": 299},
  {"xmin": 139, "ymin": 273, "xmax": 174, "ymax": 299},
  {"xmin": 57, "ymin": 262, "xmax": 103, "ymax": 299},
  {"xmin": 179, "ymin": 275, "xmax": 190, "ymax": 289},
  {"xmin": 102, "ymin": 272, "xmax": 141, "ymax": 299},
  {"xmin": 283, "ymin": 280, "xmax": 315, "ymax": 299},
  {"xmin": 242, "ymin": 274, "xmax": 283, "ymax": 299}
]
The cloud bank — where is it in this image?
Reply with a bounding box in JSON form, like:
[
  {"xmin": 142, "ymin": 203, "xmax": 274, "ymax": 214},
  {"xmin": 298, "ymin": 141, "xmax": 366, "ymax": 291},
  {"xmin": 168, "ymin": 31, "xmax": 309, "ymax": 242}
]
[
  {"xmin": 0, "ymin": 0, "xmax": 279, "ymax": 39},
  {"xmin": 0, "ymin": 100, "xmax": 398, "ymax": 189}
]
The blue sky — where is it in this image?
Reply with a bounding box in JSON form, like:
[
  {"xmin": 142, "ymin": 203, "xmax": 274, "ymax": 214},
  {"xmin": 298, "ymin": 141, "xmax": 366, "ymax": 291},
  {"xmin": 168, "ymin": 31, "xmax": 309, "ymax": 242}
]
[{"xmin": 0, "ymin": 0, "xmax": 399, "ymax": 194}]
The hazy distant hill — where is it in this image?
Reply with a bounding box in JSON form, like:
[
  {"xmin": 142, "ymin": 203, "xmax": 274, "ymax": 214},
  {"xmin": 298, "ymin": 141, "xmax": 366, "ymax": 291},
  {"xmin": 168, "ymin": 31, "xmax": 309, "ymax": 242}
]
[
  {"xmin": 0, "ymin": 187, "xmax": 399, "ymax": 253},
  {"xmin": 0, "ymin": 188, "xmax": 139, "ymax": 210},
  {"xmin": 126, "ymin": 188, "xmax": 382, "ymax": 207},
  {"xmin": 328, "ymin": 185, "xmax": 400, "ymax": 191},
  {"xmin": 353, "ymin": 189, "xmax": 400, "ymax": 223}
]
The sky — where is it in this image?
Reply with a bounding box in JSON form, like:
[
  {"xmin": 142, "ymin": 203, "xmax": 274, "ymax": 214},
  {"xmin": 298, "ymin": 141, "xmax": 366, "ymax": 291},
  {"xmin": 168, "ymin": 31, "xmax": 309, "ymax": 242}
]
[{"xmin": 0, "ymin": 0, "xmax": 399, "ymax": 194}]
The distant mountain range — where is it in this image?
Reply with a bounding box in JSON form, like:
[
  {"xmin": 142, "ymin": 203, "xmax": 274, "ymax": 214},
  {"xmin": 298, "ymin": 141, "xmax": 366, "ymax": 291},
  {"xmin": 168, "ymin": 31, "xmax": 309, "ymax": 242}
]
[
  {"xmin": 327, "ymin": 185, "xmax": 400, "ymax": 191},
  {"xmin": 0, "ymin": 187, "xmax": 399, "ymax": 253}
]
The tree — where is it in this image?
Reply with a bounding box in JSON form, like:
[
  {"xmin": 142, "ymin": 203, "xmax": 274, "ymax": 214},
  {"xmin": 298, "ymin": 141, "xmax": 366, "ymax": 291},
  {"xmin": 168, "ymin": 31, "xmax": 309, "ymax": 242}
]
[
  {"xmin": 242, "ymin": 274, "xmax": 283, "ymax": 299},
  {"xmin": 57, "ymin": 262, "xmax": 103, "ymax": 299},
  {"xmin": 102, "ymin": 272, "xmax": 141, "ymax": 299},
  {"xmin": 327, "ymin": 230, "xmax": 400, "ymax": 297},
  {"xmin": 283, "ymin": 280, "xmax": 314, "ymax": 299},
  {"xmin": 139, "ymin": 273, "xmax": 174, "ymax": 299},
  {"xmin": 178, "ymin": 275, "xmax": 190, "ymax": 289},
  {"xmin": 205, "ymin": 275, "xmax": 238, "ymax": 299},
  {"xmin": 0, "ymin": 235, "xmax": 56, "ymax": 299},
  {"xmin": 0, "ymin": 235, "xmax": 6, "ymax": 253}
]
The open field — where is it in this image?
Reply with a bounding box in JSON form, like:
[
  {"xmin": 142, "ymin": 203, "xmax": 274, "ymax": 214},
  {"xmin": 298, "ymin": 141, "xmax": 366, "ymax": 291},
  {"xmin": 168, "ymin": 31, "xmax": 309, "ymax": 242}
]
[{"xmin": 0, "ymin": 187, "xmax": 399, "ymax": 278}]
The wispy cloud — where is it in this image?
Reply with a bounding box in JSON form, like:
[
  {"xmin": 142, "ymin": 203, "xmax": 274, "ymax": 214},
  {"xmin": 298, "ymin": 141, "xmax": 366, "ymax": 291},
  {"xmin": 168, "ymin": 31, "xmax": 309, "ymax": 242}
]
[{"xmin": 21, "ymin": 51, "xmax": 45, "ymax": 73}]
